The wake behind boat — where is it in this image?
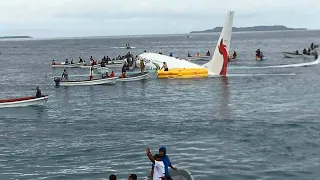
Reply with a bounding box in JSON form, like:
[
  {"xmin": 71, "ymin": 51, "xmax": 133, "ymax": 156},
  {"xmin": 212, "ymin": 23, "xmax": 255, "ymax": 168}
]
[{"xmin": 0, "ymin": 95, "xmax": 48, "ymax": 108}]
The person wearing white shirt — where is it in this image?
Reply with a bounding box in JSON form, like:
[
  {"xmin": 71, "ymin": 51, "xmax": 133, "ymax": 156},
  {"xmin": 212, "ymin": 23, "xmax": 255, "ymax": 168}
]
[{"xmin": 146, "ymin": 150, "xmax": 165, "ymax": 180}]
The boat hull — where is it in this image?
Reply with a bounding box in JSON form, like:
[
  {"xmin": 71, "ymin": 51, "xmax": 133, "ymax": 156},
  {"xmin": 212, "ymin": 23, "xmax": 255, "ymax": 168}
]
[
  {"xmin": 281, "ymin": 52, "xmax": 301, "ymax": 58},
  {"xmin": 302, "ymin": 54, "xmax": 316, "ymax": 59},
  {"xmin": 117, "ymin": 73, "xmax": 149, "ymax": 82},
  {"xmin": 55, "ymin": 77, "xmax": 118, "ymax": 86},
  {"xmin": 170, "ymin": 168, "xmax": 194, "ymax": 180},
  {"xmin": 0, "ymin": 95, "xmax": 48, "ymax": 108}
]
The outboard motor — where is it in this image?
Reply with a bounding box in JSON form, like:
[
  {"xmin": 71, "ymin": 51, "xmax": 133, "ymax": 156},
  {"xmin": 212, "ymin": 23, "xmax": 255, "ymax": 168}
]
[{"xmin": 54, "ymin": 77, "xmax": 61, "ymax": 86}]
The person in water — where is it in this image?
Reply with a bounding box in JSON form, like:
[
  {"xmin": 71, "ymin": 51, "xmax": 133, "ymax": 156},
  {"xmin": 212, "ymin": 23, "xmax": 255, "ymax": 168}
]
[
  {"xmin": 161, "ymin": 62, "xmax": 168, "ymax": 71},
  {"xmin": 62, "ymin": 69, "xmax": 68, "ymax": 81},
  {"xmin": 187, "ymin": 53, "xmax": 192, "ymax": 57},
  {"xmin": 146, "ymin": 152, "xmax": 165, "ymax": 180},
  {"xmin": 147, "ymin": 146, "xmax": 176, "ymax": 180},
  {"xmin": 232, "ymin": 51, "xmax": 237, "ymax": 59},
  {"xmin": 140, "ymin": 59, "xmax": 145, "ymax": 74},
  {"xmin": 128, "ymin": 174, "xmax": 137, "ymax": 180},
  {"xmin": 109, "ymin": 174, "xmax": 117, "ymax": 180},
  {"xmin": 256, "ymin": 49, "xmax": 261, "ymax": 57},
  {"xmin": 35, "ymin": 86, "xmax": 41, "ymax": 98},
  {"xmin": 110, "ymin": 71, "xmax": 115, "ymax": 77},
  {"xmin": 206, "ymin": 51, "xmax": 210, "ymax": 56}
]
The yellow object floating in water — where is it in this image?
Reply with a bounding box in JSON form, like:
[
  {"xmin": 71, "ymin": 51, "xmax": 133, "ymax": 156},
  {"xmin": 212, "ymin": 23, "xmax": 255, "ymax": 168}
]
[{"xmin": 157, "ymin": 68, "xmax": 208, "ymax": 79}]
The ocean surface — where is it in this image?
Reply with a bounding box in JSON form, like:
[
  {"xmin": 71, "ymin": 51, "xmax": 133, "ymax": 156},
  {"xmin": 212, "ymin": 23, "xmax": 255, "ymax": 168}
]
[{"xmin": 0, "ymin": 30, "xmax": 320, "ymax": 180}]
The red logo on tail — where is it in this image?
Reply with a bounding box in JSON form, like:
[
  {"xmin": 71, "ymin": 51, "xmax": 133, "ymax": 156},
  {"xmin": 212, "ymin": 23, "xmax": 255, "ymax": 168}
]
[{"xmin": 218, "ymin": 39, "xmax": 229, "ymax": 76}]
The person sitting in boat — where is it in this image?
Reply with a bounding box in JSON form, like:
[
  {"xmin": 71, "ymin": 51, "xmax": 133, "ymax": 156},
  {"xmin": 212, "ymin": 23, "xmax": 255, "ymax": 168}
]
[
  {"xmin": 61, "ymin": 69, "xmax": 68, "ymax": 81},
  {"xmin": 144, "ymin": 50, "xmax": 147, "ymax": 52},
  {"xmin": 295, "ymin": 50, "xmax": 299, "ymax": 55},
  {"xmin": 315, "ymin": 51, "xmax": 318, "ymax": 60},
  {"xmin": 109, "ymin": 174, "xmax": 117, "ymax": 180},
  {"xmin": 255, "ymin": 49, "xmax": 261, "ymax": 57},
  {"xmin": 187, "ymin": 53, "xmax": 192, "ymax": 57},
  {"xmin": 93, "ymin": 60, "xmax": 97, "ymax": 66},
  {"xmin": 311, "ymin": 43, "xmax": 314, "ymax": 50},
  {"xmin": 159, "ymin": 52, "xmax": 163, "ymax": 54},
  {"xmin": 101, "ymin": 72, "xmax": 110, "ymax": 79},
  {"xmin": 110, "ymin": 71, "xmax": 115, "ymax": 77},
  {"xmin": 232, "ymin": 51, "xmax": 237, "ymax": 59},
  {"xmin": 52, "ymin": 60, "xmax": 55, "ymax": 65},
  {"xmin": 35, "ymin": 86, "xmax": 41, "ymax": 98},
  {"xmin": 303, "ymin": 48, "xmax": 307, "ymax": 55},
  {"xmin": 161, "ymin": 62, "xmax": 168, "ymax": 71},
  {"xmin": 101, "ymin": 61, "xmax": 106, "ymax": 67},
  {"xmin": 121, "ymin": 72, "xmax": 127, "ymax": 78},
  {"xmin": 206, "ymin": 51, "xmax": 211, "ymax": 56},
  {"xmin": 71, "ymin": 59, "xmax": 74, "ymax": 64},
  {"xmin": 307, "ymin": 48, "xmax": 311, "ymax": 55},
  {"xmin": 79, "ymin": 57, "xmax": 83, "ymax": 63},
  {"xmin": 65, "ymin": 59, "xmax": 69, "ymax": 64}
]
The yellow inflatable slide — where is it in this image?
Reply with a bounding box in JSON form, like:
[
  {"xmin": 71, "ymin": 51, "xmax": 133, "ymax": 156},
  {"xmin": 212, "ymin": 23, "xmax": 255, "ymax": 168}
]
[{"xmin": 157, "ymin": 68, "xmax": 208, "ymax": 79}]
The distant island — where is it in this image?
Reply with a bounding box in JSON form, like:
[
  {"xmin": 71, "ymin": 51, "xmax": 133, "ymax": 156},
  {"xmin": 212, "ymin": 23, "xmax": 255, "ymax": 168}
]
[
  {"xmin": 190, "ymin": 25, "xmax": 307, "ymax": 33},
  {"xmin": 0, "ymin": 36, "xmax": 32, "ymax": 39}
]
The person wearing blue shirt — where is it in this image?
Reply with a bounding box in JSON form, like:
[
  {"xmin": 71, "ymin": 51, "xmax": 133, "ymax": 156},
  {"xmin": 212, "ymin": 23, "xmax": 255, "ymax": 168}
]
[{"xmin": 146, "ymin": 146, "xmax": 177, "ymax": 180}]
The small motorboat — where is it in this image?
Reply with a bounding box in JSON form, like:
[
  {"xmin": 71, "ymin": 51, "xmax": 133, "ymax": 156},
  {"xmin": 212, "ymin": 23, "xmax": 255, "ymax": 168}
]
[
  {"xmin": 0, "ymin": 95, "xmax": 49, "ymax": 108},
  {"xmin": 170, "ymin": 168, "xmax": 194, "ymax": 180},
  {"xmin": 281, "ymin": 52, "xmax": 302, "ymax": 58},
  {"xmin": 54, "ymin": 77, "xmax": 118, "ymax": 86},
  {"xmin": 117, "ymin": 72, "xmax": 149, "ymax": 82}
]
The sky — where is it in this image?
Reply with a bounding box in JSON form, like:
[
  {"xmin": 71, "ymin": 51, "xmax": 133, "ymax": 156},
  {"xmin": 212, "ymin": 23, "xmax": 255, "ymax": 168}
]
[{"xmin": 0, "ymin": 0, "xmax": 319, "ymax": 38}]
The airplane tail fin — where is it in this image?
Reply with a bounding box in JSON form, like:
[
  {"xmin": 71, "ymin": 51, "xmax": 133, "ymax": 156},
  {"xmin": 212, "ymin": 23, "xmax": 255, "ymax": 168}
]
[{"xmin": 203, "ymin": 11, "xmax": 235, "ymax": 76}]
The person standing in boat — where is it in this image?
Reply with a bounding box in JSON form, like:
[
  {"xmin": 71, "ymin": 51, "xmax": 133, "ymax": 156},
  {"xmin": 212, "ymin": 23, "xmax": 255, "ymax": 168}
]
[
  {"xmin": 140, "ymin": 59, "xmax": 145, "ymax": 74},
  {"xmin": 308, "ymin": 48, "xmax": 311, "ymax": 55},
  {"xmin": 161, "ymin": 62, "xmax": 168, "ymax": 71},
  {"xmin": 303, "ymin": 48, "xmax": 307, "ymax": 55},
  {"xmin": 35, "ymin": 86, "xmax": 41, "ymax": 98},
  {"xmin": 146, "ymin": 146, "xmax": 177, "ymax": 180},
  {"xmin": 146, "ymin": 151, "xmax": 165, "ymax": 180},
  {"xmin": 61, "ymin": 69, "xmax": 68, "ymax": 81}
]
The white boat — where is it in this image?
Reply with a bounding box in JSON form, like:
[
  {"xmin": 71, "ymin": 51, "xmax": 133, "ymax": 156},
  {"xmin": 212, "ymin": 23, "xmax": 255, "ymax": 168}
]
[
  {"xmin": 51, "ymin": 62, "xmax": 87, "ymax": 68},
  {"xmin": 302, "ymin": 54, "xmax": 316, "ymax": 59},
  {"xmin": 281, "ymin": 52, "xmax": 302, "ymax": 58},
  {"xmin": 54, "ymin": 77, "xmax": 118, "ymax": 86},
  {"xmin": 0, "ymin": 95, "xmax": 48, "ymax": 108},
  {"xmin": 170, "ymin": 168, "xmax": 194, "ymax": 180},
  {"xmin": 117, "ymin": 72, "xmax": 149, "ymax": 82},
  {"xmin": 138, "ymin": 11, "xmax": 235, "ymax": 77},
  {"xmin": 54, "ymin": 66, "xmax": 118, "ymax": 86}
]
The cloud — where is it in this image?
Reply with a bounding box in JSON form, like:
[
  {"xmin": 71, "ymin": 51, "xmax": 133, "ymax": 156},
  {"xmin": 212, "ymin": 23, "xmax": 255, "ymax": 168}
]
[{"xmin": 0, "ymin": 0, "xmax": 319, "ymax": 37}]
